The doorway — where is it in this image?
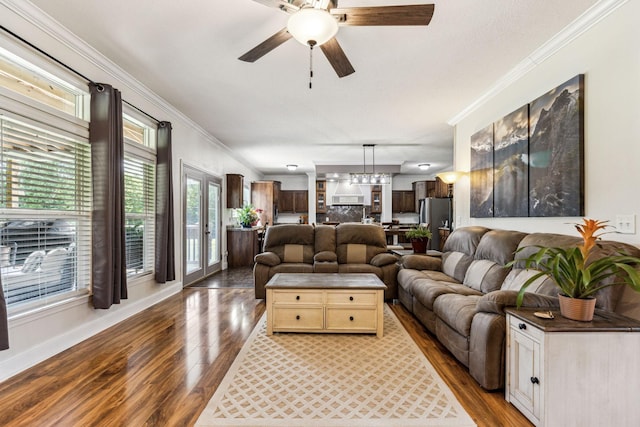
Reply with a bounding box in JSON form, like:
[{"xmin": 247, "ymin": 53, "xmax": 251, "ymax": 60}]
[{"xmin": 183, "ymin": 165, "xmax": 222, "ymax": 286}]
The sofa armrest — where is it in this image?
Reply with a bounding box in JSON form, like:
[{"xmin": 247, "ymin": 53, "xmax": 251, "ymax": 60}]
[
  {"xmin": 400, "ymin": 254, "xmax": 442, "ymax": 271},
  {"xmin": 370, "ymin": 252, "xmax": 399, "ymax": 267},
  {"xmin": 477, "ymin": 290, "xmax": 559, "ymax": 315},
  {"xmin": 314, "ymin": 251, "xmax": 337, "ymax": 263},
  {"xmin": 254, "ymin": 252, "xmax": 281, "ymax": 267}
]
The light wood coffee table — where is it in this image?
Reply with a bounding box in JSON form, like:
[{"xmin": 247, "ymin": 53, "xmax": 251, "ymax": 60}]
[{"xmin": 265, "ymin": 273, "xmax": 387, "ymax": 337}]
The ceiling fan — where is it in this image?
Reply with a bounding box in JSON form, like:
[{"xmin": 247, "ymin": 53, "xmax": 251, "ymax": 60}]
[{"xmin": 239, "ymin": 0, "xmax": 435, "ymax": 78}]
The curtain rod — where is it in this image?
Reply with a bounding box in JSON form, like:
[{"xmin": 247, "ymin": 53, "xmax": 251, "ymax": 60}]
[{"xmin": 1, "ymin": 25, "xmax": 161, "ymax": 124}]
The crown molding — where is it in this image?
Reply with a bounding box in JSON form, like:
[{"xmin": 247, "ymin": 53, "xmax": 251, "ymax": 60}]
[
  {"xmin": 1, "ymin": 0, "xmax": 261, "ymax": 174},
  {"xmin": 447, "ymin": 0, "xmax": 628, "ymax": 126}
]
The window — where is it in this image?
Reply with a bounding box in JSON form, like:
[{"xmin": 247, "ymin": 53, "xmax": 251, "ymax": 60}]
[
  {"xmin": 0, "ymin": 45, "xmax": 87, "ymax": 119},
  {"xmin": 0, "ymin": 116, "xmax": 92, "ymax": 308},
  {"xmin": 0, "ymin": 36, "xmax": 91, "ymax": 310},
  {"xmin": 123, "ymin": 114, "xmax": 156, "ymax": 278}
]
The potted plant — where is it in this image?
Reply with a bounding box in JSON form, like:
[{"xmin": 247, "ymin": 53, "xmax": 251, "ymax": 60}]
[
  {"xmin": 405, "ymin": 225, "xmax": 433, "ymax": 254},
  {"xmin": 511, "ymin": 218, "xmax": 640, "ymax": 321},
  {"xmin": 236, "ymin": 204, "xmax": 259, "ymax": 228}
]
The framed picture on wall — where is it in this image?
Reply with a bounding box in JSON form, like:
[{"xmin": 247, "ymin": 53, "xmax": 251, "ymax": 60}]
[
  {"xmin": 470, "ymin": 124, "xmax": 494, "ymax": 217},
  {"xmin": 528, "ymin": 74, "xmax": 585, "ymax": 217},
  {"xmin": 493, "ymin": 105, "xmax": 529, "ymax": 217}
]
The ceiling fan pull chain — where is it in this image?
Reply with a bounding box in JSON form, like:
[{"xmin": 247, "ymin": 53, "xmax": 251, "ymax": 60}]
[{"xmin": 308, "ymin": 41, "xmax": 316, "ymax": 89}]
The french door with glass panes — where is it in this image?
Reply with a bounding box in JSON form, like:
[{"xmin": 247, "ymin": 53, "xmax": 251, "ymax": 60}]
[{"xmin": 183, "ymin": 165, "xmax": 222, "ymax": 286}]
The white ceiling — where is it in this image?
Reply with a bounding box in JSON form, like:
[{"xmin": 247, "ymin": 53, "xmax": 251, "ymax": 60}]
[{"xmin": 29, "ymin": 0, "xmax": 598, "ymax": 177}]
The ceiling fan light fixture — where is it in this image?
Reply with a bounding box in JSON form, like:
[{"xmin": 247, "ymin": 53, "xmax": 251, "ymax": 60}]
[{"xmin": 287, "ymin": 8, "xmax": 338, "ymax": 46}]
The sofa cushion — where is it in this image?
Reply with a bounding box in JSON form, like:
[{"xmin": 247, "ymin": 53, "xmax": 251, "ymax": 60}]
[
  {"xmin": 461, "ymin": 229, "xmax": 527, "ymax": 293},
  {"xmin": 314, "ymin": 224, "xmax": 336, "ymax": 253},
  {"xmin": 433, "ymin": 293, "xmax": 482, "ymax": 337},
  {"xmin": 263, "ymin": 224, "xmax": 315, "ymax": 264},
  {"xmin": 335, "ymin": 224, "xmax": 387, "ymax": 264},
  {"xmin": 370, "ymin": 252, "xmax": 398, "ymax": 267},
  {"xmin": 500, "ymin": 268, "xmax": 557, "ymax": 296},
  {"xmin": 401, "ymin": 254, "xmax": 441, "ymax": 271},
  {"xmin": 314, "ymin": 251, "xmax": 337, "ymax": 263},
  {"xmin": 412, "ymin": 279, "xmax": 481, "ymax": 310},
  {"xmin": 283, "ymin": 244, "xmax": 304, "ymax": 263},
  {"xmin": 346, "ymin": 244, "xmax": 367, "ymax": 263},
  {"xmin": 464, "ymin": 259, "xmax": 507, "ymax": 293},
  {"xmin": 441, "ymin": 252, "xmax": 473, "ymax": 283},
  {"xmin": 254, "ymin": 252, "xmax": 281, "ymax": 267}
]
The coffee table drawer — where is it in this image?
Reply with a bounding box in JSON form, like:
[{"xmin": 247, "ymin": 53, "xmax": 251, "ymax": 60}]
[
  {"xmin": 273, "ymin": 307, "xmax": 324, "ymax": 330},
  {"xmin": 326, "ymin": 307, "xmax": 377, "ymax": 331},
  {"xmin": 326, "ymin": 290, "xmax": 377, "ymax": 305},
  {"xmin": 271, "ymin": 290, "xmax": 323, "ymax": 304}
]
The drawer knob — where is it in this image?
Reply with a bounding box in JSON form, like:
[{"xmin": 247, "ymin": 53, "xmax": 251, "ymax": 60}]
[
  {"xmin": 349, "ymin": 296, "xmax": 354, "ymax": 301},
  {"xmin": 530, "ymin": 377, "xmax": 540, "ymax": 385},
  {"xmin": 518, "ymin": 323, "xmax": 527, "ymax": 330},
  {"xmin": 349, "ymin": 316, "xmax": 354, "ymax": 321},
  {"xmin": 296, "ymin": 315, "xmax": 300, "ymax": 320},
  {"xmin": 296, "ymin": 295, "xmax": 300, "ymax": 301}
]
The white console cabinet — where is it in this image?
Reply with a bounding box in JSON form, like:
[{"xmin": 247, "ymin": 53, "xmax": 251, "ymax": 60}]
[{"xmin": 506, "ymin": 308, "xmax": 640, "ymax": 427}]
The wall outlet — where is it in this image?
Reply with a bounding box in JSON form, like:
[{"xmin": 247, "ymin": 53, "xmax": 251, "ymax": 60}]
[{"xmin": 615, "ymin": 214, "xmax": 635, "ymax": 234}]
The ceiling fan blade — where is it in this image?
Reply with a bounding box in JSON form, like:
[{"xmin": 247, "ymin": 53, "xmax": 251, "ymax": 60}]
[
  {"xmin": 238, "ymin": 28, "xmax": 292, "ymax": 62},
  {"xmin": 320, "ymin": 38, "xmax": 355, "ymax": 78},
  {"xmin": 330, "ymin": 4, "xmax": 435, "ymax": 26}
]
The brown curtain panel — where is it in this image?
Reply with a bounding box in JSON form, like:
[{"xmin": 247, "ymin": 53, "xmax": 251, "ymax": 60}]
[
  {"xmin": 155, "ymin": 121, "xmax": 175, "ymax": 283},
  {"xmin": 89, "ymin": 83, "xmax": 127, "ymax": 309},
  {"xmin": 0, "ymin": 277, "xmax": 8, "ymax": 350}
]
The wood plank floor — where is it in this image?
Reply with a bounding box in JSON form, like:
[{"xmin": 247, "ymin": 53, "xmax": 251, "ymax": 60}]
[{"xmin": 0, "ymin": 268, "xmax": 532, "ymax": 426}]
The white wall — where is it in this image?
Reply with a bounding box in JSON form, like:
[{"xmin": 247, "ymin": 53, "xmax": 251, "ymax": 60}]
[
  {"xmin": 0, "ymin": 1, "xmax": 261, "ymax": 380},
  {"xmin": 452, "ymin": 0, "xmax": 640, "ymax": 246}
]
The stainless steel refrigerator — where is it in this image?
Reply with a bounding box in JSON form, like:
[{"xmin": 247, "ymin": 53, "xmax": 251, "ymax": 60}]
[{"xmin": 418, "ymin": 198, "xmax": 450, "ymax": 250}]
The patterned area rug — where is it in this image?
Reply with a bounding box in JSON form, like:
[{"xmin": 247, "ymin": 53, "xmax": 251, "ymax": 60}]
[{"xmin": 196, "ymin": 305, "xmax": 476, "ymax": 426}]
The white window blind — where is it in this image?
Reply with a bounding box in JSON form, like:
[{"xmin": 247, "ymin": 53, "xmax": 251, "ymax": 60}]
[
  {"xmin": 124, "ymin": 153, "xmax": 155, "ymax": 277},
  {"xmin": 0, "ymin": 116, "xmax": 92, "ymax": 307},
  {"xmin": 123, "ymin": 114, "xmax": 156, "ymax": 279}
]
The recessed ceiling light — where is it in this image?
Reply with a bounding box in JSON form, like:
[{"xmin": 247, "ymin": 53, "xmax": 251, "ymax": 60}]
[
  {"xmin": 418, "ymin": 163, "xmax": 431, "ymax": 171},
  {"xmin": 286, "ymin": 164, "xmax": 298, "ymax": 171}
]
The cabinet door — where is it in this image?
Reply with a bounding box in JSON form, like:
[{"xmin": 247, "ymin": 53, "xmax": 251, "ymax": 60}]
[
  {"xmin": 508, "ymin": 325, "xmax": 541, "ymax": 424},
  {"xmin": 226, "ymin": 174, "xmax": 244, "ymax": 208},
  {"xmin": 371, "ymin": 190, "xmax": 382, "ymax": 213},
  {"xmin": 392, "ymin": 191, "xmax": 401, "ymax": 212},
  {"xmin": 294, "ymin": 191, "xmax": 309, "ymax": 213},
  {"xmin": 402, "ymin": 191, "xmax": 415, "ymax": 212},
  {"xmin": 316, "ymin": 191, "xmax": 326, "ymax": 213},
  {"xmin": 435, "ymin": 177, "xmax": 450, "ymax": 198},
  {"xmin": 279, "ymin": 191, "xmax": 294, "ymax": 213}
]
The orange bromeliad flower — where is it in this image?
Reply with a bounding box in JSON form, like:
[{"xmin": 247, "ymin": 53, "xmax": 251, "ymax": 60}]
[{"xmin": 575, "ymin": 218, "xmax": 608, "ymax": 260}]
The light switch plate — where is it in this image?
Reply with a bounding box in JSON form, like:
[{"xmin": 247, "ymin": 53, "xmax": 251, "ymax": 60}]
[{"xmin": 615, "ymin": 214, "xmax": 635, "ymax": 234}]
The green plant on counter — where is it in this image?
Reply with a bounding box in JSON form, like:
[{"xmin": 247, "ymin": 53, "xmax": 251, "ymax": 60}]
[
  {"xmin": 236, "ymin": 204, "xmax": 259, "ymax": 227},
  {"xmin": 405, "ymin": 225, "xmax": 433, "ymax": 239}
]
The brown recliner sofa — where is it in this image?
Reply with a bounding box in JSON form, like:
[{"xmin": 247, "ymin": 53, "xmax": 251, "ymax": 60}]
[
  {"xmin": 253, "ymin": 223, "xmax": 399, "ymax": 300},
  {"xmin": 397, "ymin": 226, "xmax": 640, "ymax": 390}
]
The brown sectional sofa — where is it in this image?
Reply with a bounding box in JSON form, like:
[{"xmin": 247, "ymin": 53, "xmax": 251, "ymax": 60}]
[
  {"xmin": 397, "ymin": 226, "xmax": 640, "ymax": 390},
  {"xmin": 253, "ymin": 223, "xmax": 399, "ymax": 299}
]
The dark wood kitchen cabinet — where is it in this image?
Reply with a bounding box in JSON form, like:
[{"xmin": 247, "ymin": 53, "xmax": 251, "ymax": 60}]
[
  {"xmin": 226, "ymin": 174, "xmax": 244, "ymax": 209},
  {"xmin": 392, "ymin": 190, "xmax": 415, "ymax": 213},
  {"xmin": 227, "ymin": 228, "xmax": 259, "ymax": 268},
  {"xmin": 279, "ymin": 190, "xmax": 309, "ymax": 213},
  {"xmin": 251, "ymin": 180, "xmax": 280, "ymax": 226}
]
